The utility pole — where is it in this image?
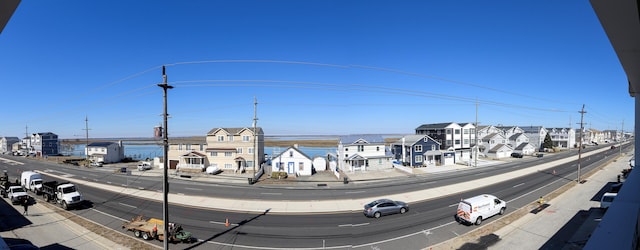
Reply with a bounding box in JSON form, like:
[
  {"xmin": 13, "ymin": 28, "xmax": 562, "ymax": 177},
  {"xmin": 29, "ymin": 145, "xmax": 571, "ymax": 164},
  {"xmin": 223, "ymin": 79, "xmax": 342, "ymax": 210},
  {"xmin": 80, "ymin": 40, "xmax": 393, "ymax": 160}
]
[
  {"xmin": 577, "ymin": 104, "xmax": 586, "ymax": 183},
  {"xmin": 252, "ymin": 96, "xmax": 258, "ymax": 183},
  {"xmin": 24, "ymin": 125, "xmax": 28, "ymax": 155},
  {"xmin": 569, "ymin": 116, "xmax": 572, "ymax": 151},
  {"xmin": 83, "ymin": 116, "xmax": 91, "ymax": 164},
  {"xmin": 157, "ymin": 66, "xmax": 173, "ymax": 250},
  {"xmin": 620, "ymin": 120, "xmax": 624, "ymax": 155},
  {"xmin": 474, "ymin": 99, "xmax": 478, "ymax": 167}
]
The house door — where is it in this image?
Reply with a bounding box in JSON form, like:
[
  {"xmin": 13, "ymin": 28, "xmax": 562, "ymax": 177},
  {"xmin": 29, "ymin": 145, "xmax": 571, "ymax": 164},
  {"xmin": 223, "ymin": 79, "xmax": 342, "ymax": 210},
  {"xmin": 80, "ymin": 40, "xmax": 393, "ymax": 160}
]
[{"xmin": 287, "ymin": 162, "xmax": 295, "ymax": 174}]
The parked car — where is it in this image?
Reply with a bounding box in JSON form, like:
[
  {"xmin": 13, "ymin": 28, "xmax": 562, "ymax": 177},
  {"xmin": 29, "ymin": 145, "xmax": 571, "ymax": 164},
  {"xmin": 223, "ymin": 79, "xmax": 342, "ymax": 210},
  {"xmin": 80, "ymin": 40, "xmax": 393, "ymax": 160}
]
[
  {"xmin": 90, "ymin": 161, "xmax": 103, "ymax": 167},
  {"xmin": 137, "ymin": 162, "xmax": 152, "ymax": 171},
  {"xmin": 456, "ymin": 194, "xmax": 506, "ymax": 225},
  {"xmin": 510, "ymin": 153, "xmax": 523, "ymax": 158},
  {"xmin": 363, "ymin": 199, "xmax": 408, "ymax": 218},
  {"xmin": 601, "ymin": 193, "xmax": 617, "ymax": 210},
  {"xmin": 206, "ymin": 165, "xmax": 221, "ymax": 175}
]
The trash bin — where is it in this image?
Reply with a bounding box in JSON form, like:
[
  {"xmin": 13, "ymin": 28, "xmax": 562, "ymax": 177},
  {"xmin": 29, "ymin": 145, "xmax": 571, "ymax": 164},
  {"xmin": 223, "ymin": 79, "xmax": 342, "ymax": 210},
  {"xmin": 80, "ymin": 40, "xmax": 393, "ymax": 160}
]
[
  {"xmin": 120, "ymin": 167, "xmax": 127, "ymax": 173},
  {"xmin": 248, "ymin": 178, "xmax": 253, "ymax": 185},
  {"xmin": 343, "ymin": 177, "xmax": 349, "ymax": 184}
]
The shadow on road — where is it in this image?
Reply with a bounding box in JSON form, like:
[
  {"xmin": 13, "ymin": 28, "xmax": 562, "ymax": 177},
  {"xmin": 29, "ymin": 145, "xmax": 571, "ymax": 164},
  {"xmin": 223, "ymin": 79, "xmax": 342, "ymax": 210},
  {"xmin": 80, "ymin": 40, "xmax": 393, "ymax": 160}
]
[{"xmin": 184, "ymin": 208, "xmax": 271, "ymax": 250}]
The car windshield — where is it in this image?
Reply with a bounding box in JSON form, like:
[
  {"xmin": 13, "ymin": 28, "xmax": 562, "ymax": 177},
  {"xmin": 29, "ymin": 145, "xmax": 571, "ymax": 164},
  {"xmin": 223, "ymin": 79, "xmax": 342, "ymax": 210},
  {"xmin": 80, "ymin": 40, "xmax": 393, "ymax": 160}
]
[
  {"xmin": 12, "ymin": 187, "xmax": 26, "ymax": 192},
  {"xmin": 34, "ymin": 180, "xmax": 43, "ymax": 185}
]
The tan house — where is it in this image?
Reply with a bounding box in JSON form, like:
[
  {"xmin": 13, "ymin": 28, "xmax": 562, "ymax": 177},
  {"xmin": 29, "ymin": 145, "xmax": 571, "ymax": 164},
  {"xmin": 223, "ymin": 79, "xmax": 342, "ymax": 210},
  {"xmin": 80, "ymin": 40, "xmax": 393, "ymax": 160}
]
[{"xmin": 168, "ymin": 128, "xmax": 265, "ymax": 173}]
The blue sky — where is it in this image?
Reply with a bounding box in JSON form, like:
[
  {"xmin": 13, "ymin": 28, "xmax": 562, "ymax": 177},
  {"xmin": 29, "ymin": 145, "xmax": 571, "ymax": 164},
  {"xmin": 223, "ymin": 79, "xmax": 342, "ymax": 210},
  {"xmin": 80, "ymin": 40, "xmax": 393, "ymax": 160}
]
[{"xmin": 0, "ymin": 1, "xmax": 632, "ymax": 139}]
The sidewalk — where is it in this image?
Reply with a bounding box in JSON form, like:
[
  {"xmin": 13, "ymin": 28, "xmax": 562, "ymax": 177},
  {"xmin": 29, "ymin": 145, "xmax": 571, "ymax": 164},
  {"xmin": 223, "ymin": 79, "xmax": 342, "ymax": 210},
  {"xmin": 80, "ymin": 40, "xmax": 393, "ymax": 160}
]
[
  {"xmin": 0, "ymin": 196, "xmax": 128, "ymax": 249},
  {"xmin": 484, "ymin": 153, "xmax": 630, "ymax": 249}
]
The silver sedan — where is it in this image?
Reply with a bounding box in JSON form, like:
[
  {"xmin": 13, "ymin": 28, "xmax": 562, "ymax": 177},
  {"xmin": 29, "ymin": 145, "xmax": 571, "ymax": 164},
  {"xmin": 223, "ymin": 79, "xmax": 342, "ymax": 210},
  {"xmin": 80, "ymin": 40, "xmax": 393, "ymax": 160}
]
[{"xmin": 363, "ymin": 199, "xmax": 409, "ymax": 218}]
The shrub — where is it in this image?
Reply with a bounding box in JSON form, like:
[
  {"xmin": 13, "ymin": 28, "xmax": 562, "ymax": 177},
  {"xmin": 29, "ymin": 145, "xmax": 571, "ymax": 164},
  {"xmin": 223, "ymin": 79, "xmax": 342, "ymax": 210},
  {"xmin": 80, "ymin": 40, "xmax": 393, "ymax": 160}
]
[{"xmin": 271, "ymin": 172, "xmax": 288, "ymax": 179}]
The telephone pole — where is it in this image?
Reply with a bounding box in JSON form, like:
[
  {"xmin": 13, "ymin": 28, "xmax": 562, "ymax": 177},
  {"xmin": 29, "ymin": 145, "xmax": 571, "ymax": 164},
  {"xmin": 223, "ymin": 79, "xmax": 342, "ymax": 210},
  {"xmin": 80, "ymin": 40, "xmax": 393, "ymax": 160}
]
[
  {"xmin": 157, "ymin": 66, "xmax": 173, "ymax": 250},
  {"xmin": 577, "ymin": 104, "xmax": 586, "ymax": 183},
  {"xmin": 474, "ymin": 99, "xmax": 478, "ymax": 167},
  {"xmin": 83, "ymin": 116, "xmax": 91, "ymax": 163},
  {"xmin": 252, "ymin": 96, "xmax": 258, "ymax": 183}
]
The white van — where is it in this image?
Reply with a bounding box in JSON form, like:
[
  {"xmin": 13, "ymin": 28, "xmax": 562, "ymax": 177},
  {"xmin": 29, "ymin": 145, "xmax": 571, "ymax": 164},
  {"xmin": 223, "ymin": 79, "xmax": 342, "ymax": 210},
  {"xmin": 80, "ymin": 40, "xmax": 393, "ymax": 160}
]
[
  {"xmin": 456, "ymin": 194, "xmax": 507, "ymax": 225},
  {"xmin": 600, "ymin": 193, "xmax": 617, "ymax": 209},
  {"xmin": 21, "ymin": 171, "xmax": 44, "ymax": 194}
]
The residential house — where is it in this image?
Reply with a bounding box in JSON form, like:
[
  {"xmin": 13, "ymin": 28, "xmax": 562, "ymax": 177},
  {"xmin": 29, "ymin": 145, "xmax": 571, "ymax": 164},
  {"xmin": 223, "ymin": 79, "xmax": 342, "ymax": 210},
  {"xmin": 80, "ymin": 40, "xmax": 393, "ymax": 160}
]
[
  {"xmin": 30, "ymin": 132, "xmax": 59, "ymax": 156},
  {"xmin": 520, "ymin": 126, "xmax": 548, "ymax": 151},
  {"xmin": 547, "ymin": 128, "xmax": 576, "ymax": 148},
  {"xmin": 271, "ymin": 146, "xmax": 313, "ymax": 176},
  {"xmin": 477, "ymin": 125, "xmax": 504, "ymax": 139},
  {"xmin": 337, "ymin": 134, "xmax": 392, "ymax": 172},
  {"xmin": 602, "ymin": 129, "xmax": 622, "ymax": 142},
  {"xmin": 0, "ymin": 136, "xmax": 19, "ymax": 154},
  {"xmin": 390, "ymin": 135, "xmax": 442, "ymax": 167},
  {"xmin": 508, "ymin": 133, "xmax": 535, "ymax": 155},
  {"xmin": 416, "ymin": 122, "xmax": 475, "ymax": 162},
  {"xmin": 168, "ymin": 137, "xmax": 207, "ymax": 171},
  {"xmin": 205, "ymin": 127, "xmax": 264, "ymax": 173},
  {"xmin": 480, "ymin": 133, "xmax": 513, "ymax": 158},
  {"xmin": 86, "ymin": 141, "xmax": 124, "ymax": 163}
]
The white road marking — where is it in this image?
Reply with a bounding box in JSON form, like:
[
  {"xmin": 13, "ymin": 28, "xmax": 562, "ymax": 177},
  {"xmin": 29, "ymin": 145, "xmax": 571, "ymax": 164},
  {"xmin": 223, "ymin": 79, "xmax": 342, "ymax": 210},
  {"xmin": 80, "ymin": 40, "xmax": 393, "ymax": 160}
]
[
  {"xmin": 338, "ymin": 223, "xmax": 369, "ymax": 227},
  {"xmin": 210, "ymin": 220, "xmax": 237, "ymax": 226},
  {"xmin": 512, "ymin": 183, "xmax": 525, "ymax": 188},
  {"xmin": 345, "ymin": 191, "xmax": 365, "ymax": 194},
  {"xmin": 260, "ymin": 193, "xmax": 282, "ymax": 195},
  {"xmin": 118, "ymin": 202, "xmax": 136, "ymax": 209},
  {"xmin": 184, "ymin": 187, "xmax": 203, "ymax": 191},
  {"xmin": 448, "ymin": 203, "xmax": 459, "ymax": 207}
]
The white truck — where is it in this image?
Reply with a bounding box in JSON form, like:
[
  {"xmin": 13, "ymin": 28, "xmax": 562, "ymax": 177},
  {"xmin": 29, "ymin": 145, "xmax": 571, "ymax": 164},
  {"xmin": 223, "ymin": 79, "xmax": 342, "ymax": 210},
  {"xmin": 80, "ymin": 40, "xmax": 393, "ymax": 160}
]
[
  {"xmin": 7, "ymin": 186, "xmax": 29, "ymax": 205},
  {"xmin": 41, "ymin": 181, "xmax": 84, "ymax": 210},
  {"xmin": 456, "ymin": 194, "xmax": 507, "ymax": 225},
  {"xmin": 21, "ymin": 171, "xmax": 44, "ymax": 194}
]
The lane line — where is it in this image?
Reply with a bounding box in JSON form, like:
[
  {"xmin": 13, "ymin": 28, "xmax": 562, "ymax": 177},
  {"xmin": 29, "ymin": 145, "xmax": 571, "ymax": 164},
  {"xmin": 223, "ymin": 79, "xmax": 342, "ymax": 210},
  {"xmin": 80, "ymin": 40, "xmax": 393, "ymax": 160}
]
[
  {"xmin": 260, "ymin": 193, "xmax": 282, "ymax": 195},
  {"xmin": 185, "ymin": 187, "xmax": 203, "ymax": 191},
  {"xmin": 118, "ymin": 202, "xmax": 136, "ymax": 209},
  {"xmin": 345, "ymin": 191, "xmax": 365, "ymax": 194},
  {"xmin": 512, "ymin": 183, "xmax": 525, "ymax": 188}
]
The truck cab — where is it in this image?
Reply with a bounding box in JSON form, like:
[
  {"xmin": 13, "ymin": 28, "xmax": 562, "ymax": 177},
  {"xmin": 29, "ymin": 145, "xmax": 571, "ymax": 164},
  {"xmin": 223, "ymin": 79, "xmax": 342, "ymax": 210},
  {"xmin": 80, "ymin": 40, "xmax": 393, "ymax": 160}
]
[
  {"xmin": 7, "ymin": 186, "xmax": 28, "ymax": 205},
  {"xmin": 56, "ymin": 183, "xmax": 83, "ymax": 210}
]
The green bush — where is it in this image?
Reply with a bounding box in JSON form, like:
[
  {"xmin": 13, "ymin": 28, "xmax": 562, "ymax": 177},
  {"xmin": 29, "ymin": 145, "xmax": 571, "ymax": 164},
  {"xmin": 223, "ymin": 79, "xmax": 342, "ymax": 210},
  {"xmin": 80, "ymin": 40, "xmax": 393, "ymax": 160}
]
[{"xmin": 271, "ymin": 172, "xmax": 288, "ymax": 179}]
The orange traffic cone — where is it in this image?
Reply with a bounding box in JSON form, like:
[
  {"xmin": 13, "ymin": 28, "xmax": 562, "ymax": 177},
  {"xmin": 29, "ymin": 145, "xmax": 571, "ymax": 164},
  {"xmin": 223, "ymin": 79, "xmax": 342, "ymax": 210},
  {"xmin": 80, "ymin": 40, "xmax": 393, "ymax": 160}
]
[{"xmin": 225, "ymin": 218, "xmax": 230, "ymax": 227}]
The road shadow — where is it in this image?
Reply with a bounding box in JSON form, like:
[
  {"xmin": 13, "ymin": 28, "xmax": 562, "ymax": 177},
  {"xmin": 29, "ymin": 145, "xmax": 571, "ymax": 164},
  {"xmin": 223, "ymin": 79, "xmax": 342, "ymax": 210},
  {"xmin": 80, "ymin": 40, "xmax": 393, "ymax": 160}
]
[
  {"xmin": 183, "ymin": 208, "xmax": 271, "ymax": 250},
  {"xmin": 540, "ymin": 207, "xmax": 604, "ymax": 249},
  {"xmin": 0, "ymin": 197, "xmax": 32, "ymax": 231}
]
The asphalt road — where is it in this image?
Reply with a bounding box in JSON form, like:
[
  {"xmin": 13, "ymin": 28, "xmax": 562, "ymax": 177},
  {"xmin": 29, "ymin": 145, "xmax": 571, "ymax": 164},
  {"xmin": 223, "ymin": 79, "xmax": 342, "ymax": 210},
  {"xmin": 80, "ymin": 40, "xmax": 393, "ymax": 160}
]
[{"xmin": 0, "ymin": 144, "xmax": 628, "ymax": 249}]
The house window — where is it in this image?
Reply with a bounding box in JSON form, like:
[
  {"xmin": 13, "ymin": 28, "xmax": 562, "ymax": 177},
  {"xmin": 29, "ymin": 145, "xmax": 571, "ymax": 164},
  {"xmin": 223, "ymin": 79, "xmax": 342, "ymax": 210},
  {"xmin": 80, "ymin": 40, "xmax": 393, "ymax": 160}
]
[
  {"xmin": 289, "ymin": 151, "xmax": 294, "ymax": 157},
  {"xmin": 299, "ymin": 162, "xmax": 304, "ymax": 171},
  {"xmin": 464, "ymin": 139, "xmax": 469, "ymax": 145},
  {"xmin": 415, "ymin": 155, "xmax": 423, "ymax": 163},
  {"xmin": 491, "ymin": 140, "xmax": 495, "ymax": 144},
  {"xmin": 224, "ymin": 163, "xmax": 233, "ymax": 169},
  {"xmin": 237, "ymin": 148, "xmax": 243, "ymax": 154},
  {"xmin": 178, "ymin": 144, "xmax": 183, "ymax": 150},
  {"xmin": 415, "ymin": 145, "xmax": 423, "ymax": 152},
  {"xmin": 455, "ymin": 129, "xmax": 461, "ymax": 135},
  {"xmin": 248, "ymin": 148, "xmax": 254, "ymax": 154},
  {"xmin": 228, "ymin": 135, "xmax": 234, "ymax": 141},
  {"xmin": 186, "ymin": 144, "xmax": 192, "ymax": 150},
  {"xmin": 470, "ymin": 128, "xmax": 475, "ymax": 134},
  {"xmin": 357, "ymin": 145, "xmax": 364, "ymax": 152},
  {"xmin": 446, "ymin": 129, "xmax": 452, "ymax": 135},
  {"xmin": 376, "ymin": 146, "xmax": 380, "ymax": 151},
  {"xmin": 210, "ymin": 152, "xmax": 217, "ymax": 156},
  {"xmin": 455, "ymin": 140, "xmax": 461, "ymax": 145},
  {"xmin": 101, "ymin": 148, "xmax": 105, "ymax": 153},
  {"xmin": 217, "ymin": 136, "xmax": 224, "ymax": 142},
  {"xmin": 431, "ymin": 145, "xmax": 436, "ymax": 151},
  {"xmin": 247, "ymin": 161, "xmax": 254, "ymax": 168},
  {"xmin": 242, "ymin": 135, "xmax": 250, "ymax": 142},
  {"xmin": 464, "ymin": 129, "xmax": 469, "ymax": 134},
  {"xmin": 199, "ymin": 144, "xmax": 204, "ymax": 151},
  {"xmin": 224, "ymin": 152, "xmax": 232, "ymax": 157},
  {"xmin": 446, "ymin": 140, "xmax": 452, "ymax": 145}
]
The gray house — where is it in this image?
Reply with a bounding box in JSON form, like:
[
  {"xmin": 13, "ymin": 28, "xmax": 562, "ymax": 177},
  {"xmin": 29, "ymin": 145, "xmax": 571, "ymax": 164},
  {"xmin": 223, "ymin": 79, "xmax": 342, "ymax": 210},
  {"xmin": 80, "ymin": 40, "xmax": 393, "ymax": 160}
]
[{"xmin": 0, "ymin": 136, "xmax": 19, "ymax": 154}]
